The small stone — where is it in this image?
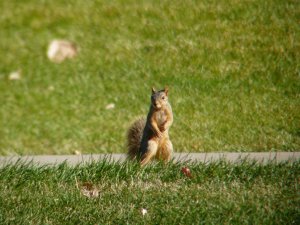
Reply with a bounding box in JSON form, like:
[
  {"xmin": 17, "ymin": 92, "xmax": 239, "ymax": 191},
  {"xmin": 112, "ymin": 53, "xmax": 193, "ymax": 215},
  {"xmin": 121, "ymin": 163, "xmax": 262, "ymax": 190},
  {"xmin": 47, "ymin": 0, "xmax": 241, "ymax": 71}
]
[
  {"xmin": 141, "ymin": 208, "xmax": 148, "ymax": 216},
  {"xmin": 105, "ymin": 103, "xmax": 115, "ymax": 110},
  {"xmin": 9, "ymin": 71, "xmax": 21, "ymax": 80},
  {"xmin": 47, "ymin": 40, "xmax": 78, "ymax": 63}
]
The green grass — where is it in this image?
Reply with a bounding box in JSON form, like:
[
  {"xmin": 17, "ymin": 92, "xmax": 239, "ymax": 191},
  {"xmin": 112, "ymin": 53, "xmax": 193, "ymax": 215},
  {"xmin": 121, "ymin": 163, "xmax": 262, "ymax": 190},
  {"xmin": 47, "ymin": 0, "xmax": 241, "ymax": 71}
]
[
  {"xmin": 0, "ymin": 0, "xmax": 299, "ymax": 154},
  {"xmin": 0, "ymin": 160, "xmax": 299, "ymax": 224}
]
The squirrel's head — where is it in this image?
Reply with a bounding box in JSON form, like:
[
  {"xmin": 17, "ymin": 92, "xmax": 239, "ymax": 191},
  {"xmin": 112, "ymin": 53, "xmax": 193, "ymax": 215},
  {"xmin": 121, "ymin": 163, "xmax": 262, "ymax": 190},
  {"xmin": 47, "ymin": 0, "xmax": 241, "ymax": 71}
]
[{"xmin": 151, "ymin": 87, "xmax": 169, "ymax": 109}]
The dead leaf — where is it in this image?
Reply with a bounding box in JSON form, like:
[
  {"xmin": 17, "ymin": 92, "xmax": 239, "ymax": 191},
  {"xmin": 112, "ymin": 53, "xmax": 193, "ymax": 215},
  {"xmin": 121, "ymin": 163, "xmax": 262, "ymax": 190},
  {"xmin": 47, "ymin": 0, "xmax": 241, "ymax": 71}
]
[
  {"xmin": 75, "ymin": 178, "xmax": 99, "ymax": 198},
  {"xmin": 80, "ymin": 182, "xmax": 99, "ymax": 198},
  {"xmin": 48, "ymin": 85, "xmax": 55, "ymax": 91},
  {"xmin": 47, "ymin": 40, "xmax": 78, "ymax": 63},
  {"xmin": 74, "ymin": 150, "xmax": 81, "ymax": 155}
]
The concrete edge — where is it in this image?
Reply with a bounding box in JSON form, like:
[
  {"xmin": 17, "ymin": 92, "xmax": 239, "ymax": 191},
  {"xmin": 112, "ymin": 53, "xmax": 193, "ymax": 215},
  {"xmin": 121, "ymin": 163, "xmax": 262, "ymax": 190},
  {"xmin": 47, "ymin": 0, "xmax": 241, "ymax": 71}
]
[{"xmin": 0, "ymin": 152, "xmax": 299, "ymax": 167}]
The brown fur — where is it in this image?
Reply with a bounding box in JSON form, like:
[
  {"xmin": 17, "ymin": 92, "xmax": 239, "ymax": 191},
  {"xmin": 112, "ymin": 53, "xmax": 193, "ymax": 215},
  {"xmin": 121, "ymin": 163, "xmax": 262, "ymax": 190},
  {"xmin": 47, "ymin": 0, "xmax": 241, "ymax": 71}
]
[
  {"xmin": 126, "ymin": 87, "xmax": 173, "ymax": 166},
  {"xmin": 127, "ymin": 117, "xmax": 146, "ymax": 160}
]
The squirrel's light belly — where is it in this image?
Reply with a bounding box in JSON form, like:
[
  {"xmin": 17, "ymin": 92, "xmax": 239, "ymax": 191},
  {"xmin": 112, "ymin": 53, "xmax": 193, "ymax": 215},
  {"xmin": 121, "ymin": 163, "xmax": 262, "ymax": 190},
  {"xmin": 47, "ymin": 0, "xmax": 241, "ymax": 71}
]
[{"xmin": 156, "ymin": 111, "xmax": 167, "ymax": 126}]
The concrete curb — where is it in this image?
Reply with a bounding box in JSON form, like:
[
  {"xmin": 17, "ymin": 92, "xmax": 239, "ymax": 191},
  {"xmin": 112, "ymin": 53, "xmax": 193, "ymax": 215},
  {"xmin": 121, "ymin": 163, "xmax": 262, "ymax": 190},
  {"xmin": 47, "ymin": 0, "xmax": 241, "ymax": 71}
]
[{"xmin": 0, "ymin": 152, "xmax": 299, "ymax": 167}]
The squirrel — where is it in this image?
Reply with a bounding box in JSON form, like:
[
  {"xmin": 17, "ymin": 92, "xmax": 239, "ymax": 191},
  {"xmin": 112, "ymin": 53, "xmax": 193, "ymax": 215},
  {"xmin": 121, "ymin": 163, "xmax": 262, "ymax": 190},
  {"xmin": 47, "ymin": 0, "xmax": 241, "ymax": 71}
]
[{"xmin": 127, "ymin": 87, "xmax": 173, "ymax": 166}]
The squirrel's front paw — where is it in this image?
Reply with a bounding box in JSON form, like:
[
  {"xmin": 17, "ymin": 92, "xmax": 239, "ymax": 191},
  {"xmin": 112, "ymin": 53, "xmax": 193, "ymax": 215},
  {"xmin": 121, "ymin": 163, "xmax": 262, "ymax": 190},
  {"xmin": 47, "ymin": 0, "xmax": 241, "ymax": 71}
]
[
  {"xmin": 156, "ymin": 130, "xmax": 163, "ymax": 138},
  {"xmin": 159, "ymin": 126, "xmax": 166, "ymax": 132}
]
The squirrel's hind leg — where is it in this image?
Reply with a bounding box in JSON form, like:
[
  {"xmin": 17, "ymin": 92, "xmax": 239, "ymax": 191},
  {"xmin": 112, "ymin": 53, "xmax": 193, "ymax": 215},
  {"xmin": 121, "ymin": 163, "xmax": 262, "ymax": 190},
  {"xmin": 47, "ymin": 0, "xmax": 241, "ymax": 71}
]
[
  {"xmin": 156, "ymin": 139, "xmax": 173, "ymax": 163},
  {"xmin": 140, "ymin": 139, "xmax": 158, "ymax": 166}
]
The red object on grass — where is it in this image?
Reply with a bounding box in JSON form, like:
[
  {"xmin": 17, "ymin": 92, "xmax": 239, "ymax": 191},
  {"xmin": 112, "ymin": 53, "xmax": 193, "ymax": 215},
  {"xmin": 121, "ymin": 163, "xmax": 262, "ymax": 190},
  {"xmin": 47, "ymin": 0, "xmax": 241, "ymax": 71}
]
[{"xmin": 181, "ymin": 167, "xmax": 192, "ymax": 178}]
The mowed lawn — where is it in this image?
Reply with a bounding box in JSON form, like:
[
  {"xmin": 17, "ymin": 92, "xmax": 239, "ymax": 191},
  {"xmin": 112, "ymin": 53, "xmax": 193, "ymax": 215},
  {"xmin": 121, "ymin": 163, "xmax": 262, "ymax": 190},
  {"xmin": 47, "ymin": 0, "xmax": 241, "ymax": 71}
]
[
  {"xmin": 0, "ymin": 0, "xmax": 299, "ymax": 155},
  {"xmin": 0, "ymin": 160, "xmax": 299, "ymax": 224}
]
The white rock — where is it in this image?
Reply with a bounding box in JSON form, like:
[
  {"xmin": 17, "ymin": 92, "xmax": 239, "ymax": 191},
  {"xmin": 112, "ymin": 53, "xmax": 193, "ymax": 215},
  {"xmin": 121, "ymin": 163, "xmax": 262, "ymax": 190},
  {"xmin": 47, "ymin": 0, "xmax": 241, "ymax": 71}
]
[
  {"xmin": 9, "ymin": 71, "xmax": 21, "ymax": 80},
  {"xmin": 141, "ymin": 208, "xmax": 148, "ymax": 216},
  {"xmin": 105, "ymin": 103, "xmax": 115, "ymax": 110},
  {"xmin": 47, "ymin": 40, "xmax": 77, "ymax": 63}
]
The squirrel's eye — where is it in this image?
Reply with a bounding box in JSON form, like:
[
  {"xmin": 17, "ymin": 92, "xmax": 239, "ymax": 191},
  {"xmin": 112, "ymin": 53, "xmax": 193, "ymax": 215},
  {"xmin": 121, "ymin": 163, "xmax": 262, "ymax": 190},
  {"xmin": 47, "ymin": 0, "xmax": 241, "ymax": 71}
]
[{"xmin": 162, "ymin": 96, "xmax": 165, "ymax": 100}]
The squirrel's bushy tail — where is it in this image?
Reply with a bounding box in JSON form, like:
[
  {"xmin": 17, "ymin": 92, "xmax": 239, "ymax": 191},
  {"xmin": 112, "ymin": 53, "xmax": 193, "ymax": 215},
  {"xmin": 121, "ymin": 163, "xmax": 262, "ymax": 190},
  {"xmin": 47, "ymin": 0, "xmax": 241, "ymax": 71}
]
[{"xmin": 127, "ymin": 117, "xmax": 146, "ymax": 159}]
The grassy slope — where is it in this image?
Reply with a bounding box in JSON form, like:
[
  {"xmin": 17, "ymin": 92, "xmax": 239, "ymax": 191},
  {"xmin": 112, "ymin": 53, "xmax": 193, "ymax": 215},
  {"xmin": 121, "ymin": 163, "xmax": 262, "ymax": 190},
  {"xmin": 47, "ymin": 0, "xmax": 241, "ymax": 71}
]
[
  {"xmin": 0, "ymin": 0, "xmax": 299, "ymax": 155},
  {"xmin": 0, "ymin": 160, "xmax": 299, "ymax": 224}
]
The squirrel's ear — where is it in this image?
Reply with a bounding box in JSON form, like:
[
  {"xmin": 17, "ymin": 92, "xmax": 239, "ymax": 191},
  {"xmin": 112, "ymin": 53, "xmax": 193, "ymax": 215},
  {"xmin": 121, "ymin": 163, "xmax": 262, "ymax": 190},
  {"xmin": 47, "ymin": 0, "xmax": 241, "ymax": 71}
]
[
  {"xmin": 164, "ymin": 86, "xmax": 169, "ymax": 96},
  {"xmin": 152, "ymin": 87, "xmax": 156, "ymax": 94}
]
